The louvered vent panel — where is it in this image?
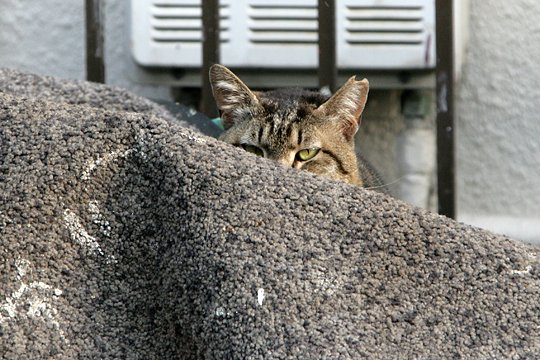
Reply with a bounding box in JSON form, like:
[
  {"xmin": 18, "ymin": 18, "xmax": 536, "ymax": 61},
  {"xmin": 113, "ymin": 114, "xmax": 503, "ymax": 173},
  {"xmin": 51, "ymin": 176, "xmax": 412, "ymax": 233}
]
[
  {"xmin": 345, "ymin": 5, "xmax": 425, "ymax": 45},
  {"xmin": 248, "ymin": 3, "xmax": 317, "ymax": 45},
  {"xmin": 150, "ymin": 2, "xmax": 230, "ymax": 43},
  {"xmin": 131, "ymin": 0, "xmax": 435, "ymax": 69}
]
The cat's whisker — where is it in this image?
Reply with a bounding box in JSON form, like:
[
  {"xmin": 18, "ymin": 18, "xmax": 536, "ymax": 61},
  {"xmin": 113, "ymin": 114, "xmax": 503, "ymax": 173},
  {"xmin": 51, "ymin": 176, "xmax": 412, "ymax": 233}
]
[{"xmin": 364, "ymin": 175, "xmax": 406, "ymax": 191}]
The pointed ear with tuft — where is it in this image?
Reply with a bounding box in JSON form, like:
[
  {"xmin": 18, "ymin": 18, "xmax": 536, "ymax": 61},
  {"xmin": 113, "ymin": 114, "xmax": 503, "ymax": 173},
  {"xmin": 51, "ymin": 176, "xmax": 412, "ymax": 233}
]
[
  {"xmin": 209, "ymin": 64, "xmax": 259, "ymax": 130},
  {"xmin": 314, "ymin": 76, "xmax": 369, "ymax": 142}
]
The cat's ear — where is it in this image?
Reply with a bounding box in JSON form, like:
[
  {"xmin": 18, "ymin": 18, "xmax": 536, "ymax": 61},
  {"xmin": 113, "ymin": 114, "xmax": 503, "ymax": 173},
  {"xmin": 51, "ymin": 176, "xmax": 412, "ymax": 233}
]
[
  {"xmin": 209, "ymin": 64, "xmax": 259, "ymax": 129},
  {"xmin": 314, "ymin": 76, "xmax": 369, "ymax": 141}
]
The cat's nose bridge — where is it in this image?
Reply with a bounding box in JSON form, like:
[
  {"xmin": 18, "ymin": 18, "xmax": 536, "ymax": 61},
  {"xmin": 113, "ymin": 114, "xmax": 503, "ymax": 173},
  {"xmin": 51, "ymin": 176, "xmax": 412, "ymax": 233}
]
[
  {"xmin": 276, "ymin": 157, "xmax": 293, "ymax": 168},
  {"xmin": 268, "ymin": 152, "xmax": 295, "ymax": 168}
]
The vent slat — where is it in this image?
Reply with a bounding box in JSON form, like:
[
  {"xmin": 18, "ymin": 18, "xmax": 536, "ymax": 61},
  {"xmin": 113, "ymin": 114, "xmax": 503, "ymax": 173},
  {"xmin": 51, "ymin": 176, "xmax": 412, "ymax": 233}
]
[
  {"xmin": 346, "ymin": 21, "xmax": 424, "ymax": 32},
  {"xmin": 151, "ymin": 6, "xmax": 229, "ymax": 19},
  {"xmin": 347, "ymin": 40, "xmax": 422, "ymax": 45},
  {"xmin": 152, "ymin": 18, "xmax": 201, "ymax": 27},
  {"xmin": 250, "ymin": 29, "xmax": 317, "ymax": 34},
  {"xmin": 347, "ymin": 17, "xmax": 422, "ymax": 22},
  {"xmin": 152, "ymin": 18, "xmax": 231, "ymax": 30},
  {"xmin": 347, "ymin": 33, "xmax": 424, "ymax": 41},
  {"xmin": 152, "ymin": 0, "xmax": 200, "ymax": 6},
  {"xmin": 153, "ymin": 3, "xmax": 228, "ymax": 8},
  {"xmin": 250, "ymin": 32, "xmax": 317, "ymax": 42},
  {"xmin": 347, "ymin": 29, "xmax": 423, "ymax": 34},
  {"xmin": 152, "ymin": 8, "xmax": 199, "ymax": 17},
  {"xmin": 153, "ymin": 15, "xmax": 229, "ymax": 20},
  {"xmin": 248, "ymin": 3, "xmax": 317, "ymax": 45},
  {"xmin": 249, "ymin": 7, "xmax": 317, "ymax": 19},
  {"xmin": 150, "ymin": 1, "xmax": 229, "ymax": 44},
  {"xmin": 153, "ymin": 26, "xmax": 230, "ymax": 31},
  {"xmin": 346, "ymin": 8, "xmax": 423, "ymax": 21},
  {"xmin": 152, "ymin": 39, "xmax": 231, "ymax": 43},
  {"xmin": 151, "ymin": 30, "xmax": 230, "ymax": 43},
  {"xmin": 250, "ymin": 39, "xmax": 317, "ymax": 44},
  {"xmin": 250, "ymin": 4, "xmax": 316, "ymax": 10},
  {"xmin": 347, "ymin": 6, "xmax": 423, "ymax": 11},
  {"xmin": 249, "ymin": 20, "xmax": 316, "ymax": 31},
  {"xmin": 345, "ymin": 5, "xmax": 425, "ymax": 48}
]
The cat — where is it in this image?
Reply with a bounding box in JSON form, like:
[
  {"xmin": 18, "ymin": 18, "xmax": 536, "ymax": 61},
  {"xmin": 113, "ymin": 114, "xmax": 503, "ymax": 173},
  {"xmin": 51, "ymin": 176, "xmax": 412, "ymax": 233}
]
[{"xmin": 209, "ymin": 64, "xmax": 385, "ymax": 191}]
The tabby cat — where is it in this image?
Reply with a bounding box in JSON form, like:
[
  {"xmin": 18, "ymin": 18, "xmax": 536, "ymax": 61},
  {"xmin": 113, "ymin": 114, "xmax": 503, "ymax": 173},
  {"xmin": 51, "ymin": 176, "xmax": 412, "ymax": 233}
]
[{"xmin": 209, "ymin": 64, "xmax": 385, "ymax": 190}]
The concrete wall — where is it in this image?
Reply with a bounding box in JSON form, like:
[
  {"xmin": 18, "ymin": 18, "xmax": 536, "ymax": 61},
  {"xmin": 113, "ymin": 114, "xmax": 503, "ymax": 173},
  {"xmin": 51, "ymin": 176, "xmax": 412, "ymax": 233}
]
[
  {"xmin": 0, "ymin": 0, "xmax": 170, "ymax": 99},
  {"xmin": 456, "ymin": 0, "xmax": 540, "ymax": 243},
  {"xmin": 0, "ymin": 0, "xmax": 85, "ymax": 80},
  {"xmin": 103, "ymin": 1, "xmax": 171, "ymax": 100},
  {"xmin": 0, "ymin": 1, "xmax": 538, "ymax": 243}
]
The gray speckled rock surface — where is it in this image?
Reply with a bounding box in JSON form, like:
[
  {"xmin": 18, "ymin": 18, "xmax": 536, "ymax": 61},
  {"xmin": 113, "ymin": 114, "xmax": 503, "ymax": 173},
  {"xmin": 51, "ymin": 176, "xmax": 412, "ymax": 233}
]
[
  {"xmin": 0, "ymin": 68, "xmax": 194, "ymax": 129},
  {"xmin": 0, "ymin": 70, "xmax": 539, "ymax": 359}
]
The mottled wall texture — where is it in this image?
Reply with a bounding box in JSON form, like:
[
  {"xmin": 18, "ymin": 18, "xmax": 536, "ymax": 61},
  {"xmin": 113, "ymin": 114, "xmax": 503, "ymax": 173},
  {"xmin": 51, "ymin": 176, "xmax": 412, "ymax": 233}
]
[
  {"xmin": 0, "ymin": 1, "xmax": 538, "ymax": 243},
  {"xmin": 0, "ymin": 0, "xmax": 170, "ymax": 99},
  {"xmin": 456, "ymin": 0, "xmax": 540, "ymax": 242},
  {"xmin": 0, "ymin": 0, "xmax": 85, "ymax": 80}
]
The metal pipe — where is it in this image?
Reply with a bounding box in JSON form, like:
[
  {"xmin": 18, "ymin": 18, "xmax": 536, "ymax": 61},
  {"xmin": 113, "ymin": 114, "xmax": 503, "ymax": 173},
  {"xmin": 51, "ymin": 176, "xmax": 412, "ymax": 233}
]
[
  {"xmin": 201, "ymin": 0, "xmax": 220, "ymax": 117},
  {"xmin": 435, "ymin": 0, "xmax": 456, "ymax": 218},
  {"xmin": 85, "ymin": 0, "xmax": 105, "ymax": 83},
  {"xmin": 318, "ymin": 0, "xmax": 337, "ymax": 92}
]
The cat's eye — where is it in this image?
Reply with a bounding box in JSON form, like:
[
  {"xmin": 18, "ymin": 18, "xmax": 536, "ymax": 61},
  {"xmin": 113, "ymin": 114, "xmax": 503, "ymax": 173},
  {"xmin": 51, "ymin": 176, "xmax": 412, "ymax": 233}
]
[
  {"xmin": 296, "ymin": 148, "xmax": 320, "ymax": 161},
  {"xmin": 241, "ymin": 144, "xmax": 264, "ymax": 157}
]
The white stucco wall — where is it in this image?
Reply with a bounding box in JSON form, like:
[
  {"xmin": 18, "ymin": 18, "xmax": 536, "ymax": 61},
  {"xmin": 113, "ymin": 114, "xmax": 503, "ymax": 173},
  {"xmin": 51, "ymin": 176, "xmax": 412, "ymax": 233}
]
[
  {"xmin": 104, "ymin": 1, "xmax": 171, "ymax": 99},
  {"xmin": 456, "ymin": 0, "xmax": 540, "ymax": 243},
  {"xmin": 0, "ymin": 0, "xmax": 170, "ymax": 99},
  {"xmin": 0, "ymin": 0, "xmax": 85, "ymax": 80}
]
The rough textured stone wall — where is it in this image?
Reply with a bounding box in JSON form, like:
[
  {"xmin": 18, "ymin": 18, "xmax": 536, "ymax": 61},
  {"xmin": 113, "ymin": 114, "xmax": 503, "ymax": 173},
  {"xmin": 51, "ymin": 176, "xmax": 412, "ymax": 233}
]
[{"xmin": 1, "ymin": 69, "xmax": 539, "ymax": 359}]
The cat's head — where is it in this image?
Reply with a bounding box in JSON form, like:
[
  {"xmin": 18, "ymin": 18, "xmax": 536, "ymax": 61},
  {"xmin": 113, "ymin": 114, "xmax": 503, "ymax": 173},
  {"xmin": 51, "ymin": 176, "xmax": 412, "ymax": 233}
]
[{"xmin": 209, "ymin": 64, "xmax": 369, "ymax": 186}]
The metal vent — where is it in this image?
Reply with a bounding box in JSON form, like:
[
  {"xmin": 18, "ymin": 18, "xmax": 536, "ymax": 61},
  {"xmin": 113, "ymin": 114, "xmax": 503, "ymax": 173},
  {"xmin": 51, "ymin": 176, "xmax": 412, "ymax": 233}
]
[
  {"xmin": 345, "ymin": 5, "xmax": 426, "ymax": 45},
  {"xmin": 248, "ymin": 3, "xmax": 317, "ymax": 45},
  {"xmin": 150, "ymin": 2, "xmax": 230, "ymax": 44},
  {"xmin": 131, "ymin": 0, "xmax": 435, "ymax": 69}
]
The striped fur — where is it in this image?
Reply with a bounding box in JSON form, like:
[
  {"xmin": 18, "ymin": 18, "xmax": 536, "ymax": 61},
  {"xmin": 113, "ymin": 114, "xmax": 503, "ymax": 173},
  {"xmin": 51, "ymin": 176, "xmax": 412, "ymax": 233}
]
[{"xmin": 210, "ymin": 64, "xmax": 384, "ymax": 190}]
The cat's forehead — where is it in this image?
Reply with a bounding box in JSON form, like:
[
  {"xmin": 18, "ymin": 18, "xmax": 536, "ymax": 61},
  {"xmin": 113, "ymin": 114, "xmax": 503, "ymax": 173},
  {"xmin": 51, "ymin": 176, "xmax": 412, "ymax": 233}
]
[
  {"xmin": 259, "ymin": 88, "xmax": 327, "ymax": 108},
  {"xmin": 256, "ymin": 89, "xmax": 328, "ymax": 121},
  {"xmin": 239, "ymin": 91, "xmax": 329, "ymax": 151}
]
